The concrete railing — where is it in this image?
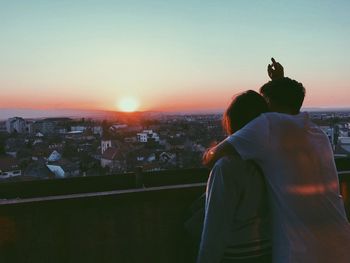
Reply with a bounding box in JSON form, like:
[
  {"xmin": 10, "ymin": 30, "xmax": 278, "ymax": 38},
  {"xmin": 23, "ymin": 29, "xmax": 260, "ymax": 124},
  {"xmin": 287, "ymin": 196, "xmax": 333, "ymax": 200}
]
[{"xmin": 0, "ymin": 168, "xmax": 350, "ymax": 263}]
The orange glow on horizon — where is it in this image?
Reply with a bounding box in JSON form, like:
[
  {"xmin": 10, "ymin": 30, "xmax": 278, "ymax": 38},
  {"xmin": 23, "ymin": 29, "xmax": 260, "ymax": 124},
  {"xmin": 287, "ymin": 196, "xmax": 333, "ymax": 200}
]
[{"xmin": 2, "ymin": 84, "xmax": 350, "ymax": 113}]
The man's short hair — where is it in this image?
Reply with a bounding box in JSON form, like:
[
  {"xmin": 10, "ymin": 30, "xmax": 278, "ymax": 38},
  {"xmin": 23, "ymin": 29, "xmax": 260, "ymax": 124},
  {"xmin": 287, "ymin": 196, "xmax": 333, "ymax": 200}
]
[{"xmin": 260, "ymin": 77, "xmax": 305, "ymax": 114}]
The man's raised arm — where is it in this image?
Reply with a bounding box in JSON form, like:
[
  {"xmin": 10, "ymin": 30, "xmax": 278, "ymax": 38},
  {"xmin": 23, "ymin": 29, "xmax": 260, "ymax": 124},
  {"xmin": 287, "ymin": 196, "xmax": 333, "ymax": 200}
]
[
  {"xmin": 203, "ymin": 57, "xmax": 279, "ymax": 168},
  {"xmin": 267, "ymin": 57, "xmax": 284, "ymax": 80}
]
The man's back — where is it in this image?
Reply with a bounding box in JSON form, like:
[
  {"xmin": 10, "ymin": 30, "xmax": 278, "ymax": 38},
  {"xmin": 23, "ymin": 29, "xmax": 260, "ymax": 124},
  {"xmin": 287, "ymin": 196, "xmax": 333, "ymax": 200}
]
[{"xmin": 227, "ymin": 112, "xmax": 350, "ymax": 263}]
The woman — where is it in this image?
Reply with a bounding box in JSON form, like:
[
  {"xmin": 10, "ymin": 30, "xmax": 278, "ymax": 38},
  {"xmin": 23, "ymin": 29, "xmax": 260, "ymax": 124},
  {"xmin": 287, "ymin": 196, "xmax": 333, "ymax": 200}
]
[{"xmin": 197, "ymin": 90, "xmax": 271, "ymax": 263}]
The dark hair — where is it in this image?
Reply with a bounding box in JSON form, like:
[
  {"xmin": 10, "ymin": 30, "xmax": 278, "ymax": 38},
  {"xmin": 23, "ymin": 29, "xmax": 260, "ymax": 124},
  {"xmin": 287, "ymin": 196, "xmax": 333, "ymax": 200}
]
[
  {"xmin": 260, "ymin": 77, "xmax": 305, "ymax": 114},
  {"xmin": 223, "ymin": 90, "xmax": 269, "ymax": 135}
]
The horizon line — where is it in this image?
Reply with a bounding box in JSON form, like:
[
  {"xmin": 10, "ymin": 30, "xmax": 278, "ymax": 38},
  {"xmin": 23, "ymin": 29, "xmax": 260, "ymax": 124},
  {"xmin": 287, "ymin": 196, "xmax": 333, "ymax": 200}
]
[{"xmin": 1, "ymin": 106, "xmax": 350, "ymax": 121}]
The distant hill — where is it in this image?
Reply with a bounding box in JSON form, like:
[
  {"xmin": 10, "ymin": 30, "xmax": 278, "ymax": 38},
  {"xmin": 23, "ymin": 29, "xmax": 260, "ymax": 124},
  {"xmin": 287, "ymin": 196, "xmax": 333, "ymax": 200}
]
[
  {"xmin": 303, "ymin": 107, "xmax": 350, "ymax": 112},
  {"xmin": 1, "ymin": 107, "xmax": 350, "ymax": 121},
  {"xmin": 0, "ymin": 108, "xmax": 117, "ymax": 120},
  {"xmin": 0, "ymin": 108, "xmax": 164, "ymax": 121}
]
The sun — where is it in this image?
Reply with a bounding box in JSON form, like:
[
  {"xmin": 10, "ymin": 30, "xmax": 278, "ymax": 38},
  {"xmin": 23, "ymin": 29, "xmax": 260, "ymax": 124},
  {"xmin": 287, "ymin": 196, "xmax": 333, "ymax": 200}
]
[{"xmin": 117, "ymin": 97, "xmax": 140, "ymax": 112}]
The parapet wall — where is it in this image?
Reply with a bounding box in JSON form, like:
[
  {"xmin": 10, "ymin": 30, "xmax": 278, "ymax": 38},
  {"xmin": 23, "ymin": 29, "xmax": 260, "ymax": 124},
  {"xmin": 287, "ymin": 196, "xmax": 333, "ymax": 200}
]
[{"xmin": 0, "ymin": 167, "xmax": 350, "ymax": 263}]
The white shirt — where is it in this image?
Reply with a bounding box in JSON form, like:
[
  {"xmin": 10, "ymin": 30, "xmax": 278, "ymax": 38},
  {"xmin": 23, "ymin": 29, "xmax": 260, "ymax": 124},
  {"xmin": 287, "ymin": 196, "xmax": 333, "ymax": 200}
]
[
  {"xmin": 197, "ymin": 156, "xmax": 271, "ymax": 263},
  {"xmin": 226, "ymin": 112, "xmax": 350, "ymax": 263}
]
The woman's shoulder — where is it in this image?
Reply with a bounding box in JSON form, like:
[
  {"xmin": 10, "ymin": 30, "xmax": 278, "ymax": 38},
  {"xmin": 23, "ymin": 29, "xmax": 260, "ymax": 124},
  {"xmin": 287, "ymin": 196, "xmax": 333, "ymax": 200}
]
[
  {"xmin": 213, "ymin": 156, "xmax": 253, "ymax": 177},
  {"xmin": 215, "ymin": 155, "xmax": 248, "ymax": 169},
  {"xmin": 213, "ymin": 156, "xmax": 262, "ymax": 181}
]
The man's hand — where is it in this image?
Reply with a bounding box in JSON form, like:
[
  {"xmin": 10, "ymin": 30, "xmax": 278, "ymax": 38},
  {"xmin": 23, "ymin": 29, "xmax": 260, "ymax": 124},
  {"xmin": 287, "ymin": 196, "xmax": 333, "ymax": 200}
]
[
  {"xmin": 267, "ymin": 57, "xmax": 284, "ymax": 80},
  {"xmin": 202, "ymin": 147, "xmax": 217, "ymax": 168},
  {"xmin": 202, "ymin": 140, "xmax": 238, "ymax": 168}
]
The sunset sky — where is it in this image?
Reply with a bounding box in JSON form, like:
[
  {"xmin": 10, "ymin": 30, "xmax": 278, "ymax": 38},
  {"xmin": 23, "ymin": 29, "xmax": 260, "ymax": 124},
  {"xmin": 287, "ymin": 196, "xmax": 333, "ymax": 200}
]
[{"xmin": 1, "ymin": 0, "xmax": 349, "ymax": 113}]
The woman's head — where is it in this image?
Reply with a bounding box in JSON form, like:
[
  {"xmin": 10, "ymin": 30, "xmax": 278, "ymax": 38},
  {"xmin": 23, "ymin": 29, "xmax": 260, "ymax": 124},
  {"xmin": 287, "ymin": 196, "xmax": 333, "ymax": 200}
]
[{"xmin": 223, "ymin": 90, "xmax": 269, "ymax": 135}]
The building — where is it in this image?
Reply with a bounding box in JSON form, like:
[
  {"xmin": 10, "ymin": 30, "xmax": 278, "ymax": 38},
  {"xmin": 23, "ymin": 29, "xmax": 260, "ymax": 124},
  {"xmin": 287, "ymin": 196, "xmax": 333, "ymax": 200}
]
[
  {"xmin": 336, "ymin": 137, "xmax": 350, "ymax": 154},
  {"xmin": 0, "ymin": 156, "xmax": 22, "ymax": 179},
  {"xmin": 100, "ymin": 147, "xmax": 125, "ymax": 172},
  {"xmin": 109, "ymin": 124, "xmax": 128, "ymax": 132},
  {"xmin": 93, "ymin": 126, "xmax": 103, "ymax": 136},
  {"xmin": 5, "ymin": 138, "xmax": 27, "ymax": 158},
  {"xmin": 6, "ymin": 117, "xmax": 26, "ymax": 134},
  {"xmin": 320, "ymin": 126, "xmax": 335, "ymax": 149},
  {"xmin": 101, "ymin": 139, "xmax": 112, "ymax": 154},
  {"xmin": 0, "ymin": 121, "xmax": 7, "ymax": 133},
  {"xmin": 25, "ymin": 121, "xmax": 35, "ymax": 134},
  {"xmin": 32, "ymin": 120, "xmax": 54, "ymax": 134},
  {"xmin": 47, "ymin": 150, "xmax": 62, "ymax": 162},
  {"xmin": 159, "ymin": 152, "xmax": 176, "ymax": 164},
  {"xmin": 24, "ymin": 159, "xmax": 55, "ymax": 179},
  {"xmin": 47, "ymin": 159, "xmax": 80, "ymax": 178},
  {"xmin": 71, "ymin": 126, "xmax": 87, "ymax": 132},
  {"xmin": 33, "ymin": 118, "xmax": 72, "ymax": 134},
  {"xmin": 137, "ymin": 130, "xmax": 160, "ymax": 143}
]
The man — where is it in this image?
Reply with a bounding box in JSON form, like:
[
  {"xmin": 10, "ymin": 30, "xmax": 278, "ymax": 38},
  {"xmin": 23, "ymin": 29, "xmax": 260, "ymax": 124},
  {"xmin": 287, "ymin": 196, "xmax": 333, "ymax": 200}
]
[{"xmin": 204, "ymin": 58, "xmax": 350, "ymax": 263}]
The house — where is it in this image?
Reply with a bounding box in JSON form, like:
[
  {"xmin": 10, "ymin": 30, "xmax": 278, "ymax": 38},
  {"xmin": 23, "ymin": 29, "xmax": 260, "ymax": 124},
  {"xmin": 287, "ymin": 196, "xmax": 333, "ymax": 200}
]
[
  {"xmin": 65, "ymin": 131, "xmax": 84, "ymax": 140},
  {"xmin": 159, "ymin": 152, "xmax": 176, "ymax": 164},
  {"xmin": 33, "ymin": 118, "xmax": 72, "ymax": 134},
  {"xmin": 0, "ymin": 121, "xmax": 6, "ymax": 132},
  {"xmin": 47, "ymin": 159, "xmax": 80, "ymax": 178},
  {"xmin": 109, "ymin": 124, "xmax": 128, "ymax": 133},
  {"xmin": 136, "ymin": 150, "xmax": 156, "ymax": 163},
  {"xmin": 46, "ymin": 164, "xmax": 65, "ymax": 178},
  {"xmin": 6, "ymin": 117, "xmax": 26, "ymax": 134},
  {"xmin": 100, "ymin": 147, "xmax": 126, "ymax": 172},
  {"xmin": 335, "ymin": 137, "xmax": 350, "ymax": 155},
  {"xmin": 5, "ymin": 138, "xmax": 27, "ymax": 158},
  {"xmin": 92, "ymin": 126, "xmax": 103, "ymax": 136},
  {"xmin": 71, "ymin": 126, "xmax": 87, "ymax": 132},
  {"xmin": 101, "ymin": 138, "xmax": 113, "ymax": 154},
  {"xmin": 47, "ymin": 150, "xmax": 62, "ymax": 162},
  {"xmin": 81, "ymin": 128, "xmax": 96, "ymax": 141},
  {"xmin": 24, "ymin": 159, "xmax": 55, "ymax": 179},
  {"xmin": 137, "ymin": 130, "xmax": 160, "ymax": 143},
  {"xmin": 36, "ymin": 132, "xmax": 44, "ymax": 138},
  {"xmin": 0, "ymin": 156, "xmax": 21, "ymax": 179}
]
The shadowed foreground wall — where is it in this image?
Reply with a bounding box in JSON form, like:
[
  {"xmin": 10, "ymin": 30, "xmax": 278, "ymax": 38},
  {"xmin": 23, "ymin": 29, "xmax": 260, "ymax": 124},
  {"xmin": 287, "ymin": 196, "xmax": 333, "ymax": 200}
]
[
  {"xmin": 0, "ymin": 167, "xmax": 350, "ymax": 263},
  {"xmin": 0, "ymin": 170, "xmax": 207, "ymax": 263}
]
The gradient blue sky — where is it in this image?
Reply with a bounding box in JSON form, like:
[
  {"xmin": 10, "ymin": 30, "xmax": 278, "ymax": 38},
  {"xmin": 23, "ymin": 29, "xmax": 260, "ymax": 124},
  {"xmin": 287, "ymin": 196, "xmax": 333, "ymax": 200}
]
[{"xmin": 1, "ymin": 0, "xmax": 349, "ymax": 112}]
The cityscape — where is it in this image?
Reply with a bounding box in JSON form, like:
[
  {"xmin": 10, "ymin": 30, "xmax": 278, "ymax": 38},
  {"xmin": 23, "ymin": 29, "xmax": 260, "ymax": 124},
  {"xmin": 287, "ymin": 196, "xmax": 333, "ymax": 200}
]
[
  {"xmin": 1, "ymin": 110, "xmax": 350, "ymax": 182},
  {"xmin": 1, "ymin": 1, "xmax": 350, "ymax": 262}
]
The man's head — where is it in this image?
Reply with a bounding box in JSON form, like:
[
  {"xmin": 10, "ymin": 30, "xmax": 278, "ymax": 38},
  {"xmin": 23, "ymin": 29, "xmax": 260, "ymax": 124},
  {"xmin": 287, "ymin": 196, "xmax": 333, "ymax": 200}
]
[{"xmin": 260, "ymin": 77, "xmax": 305, "ymax": 114}]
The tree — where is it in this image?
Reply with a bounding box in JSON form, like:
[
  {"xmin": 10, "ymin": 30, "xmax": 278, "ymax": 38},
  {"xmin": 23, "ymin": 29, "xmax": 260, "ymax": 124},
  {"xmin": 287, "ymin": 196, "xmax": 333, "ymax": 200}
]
[{"xmin": 62, "ymin": 142, "xmax": 77, "ymax": 159}]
